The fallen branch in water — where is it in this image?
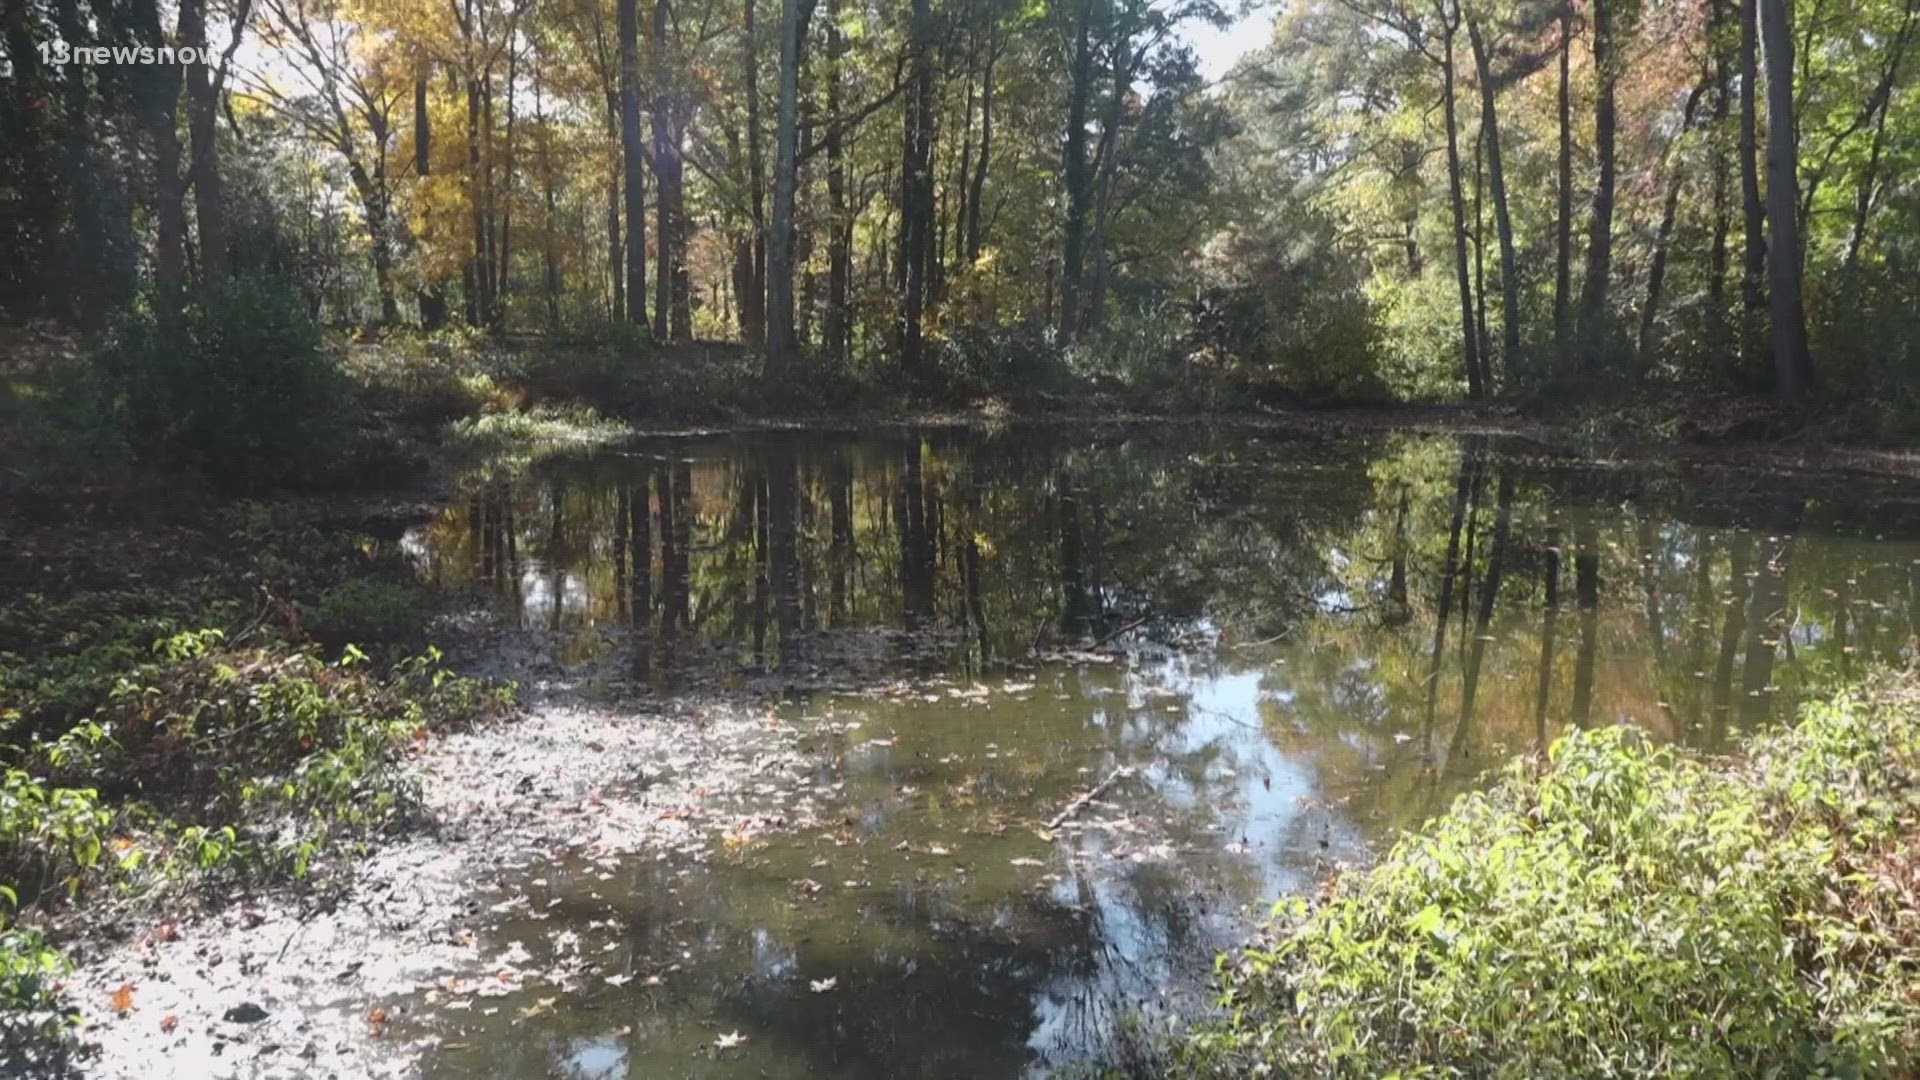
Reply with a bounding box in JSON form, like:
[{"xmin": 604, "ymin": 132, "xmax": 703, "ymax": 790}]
[
  {"xmin": 1046, "ymin": 766, "xmax": 1134, "ymax": 830},
  {"xmin": 1090, "ymin": 617, "xmax": 1150, "ymax": 650}
]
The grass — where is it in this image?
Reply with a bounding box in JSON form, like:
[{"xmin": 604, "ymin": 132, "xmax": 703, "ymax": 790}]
[
  {"xmin": 1176, "ymin": 676, "xmax": 1920, "ymax": 1078},
  {"xmin": 448, "ymin": 403, "xmax": 634, "ymax": 448}
]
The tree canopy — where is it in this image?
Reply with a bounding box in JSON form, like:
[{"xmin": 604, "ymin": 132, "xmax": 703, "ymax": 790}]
[{"xmin": 3, "ymin": 0, "xmax": 1915, "ymax": 399}]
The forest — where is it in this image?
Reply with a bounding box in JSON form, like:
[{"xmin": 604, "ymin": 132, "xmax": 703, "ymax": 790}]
[
  {"xmin": 4, "ymin": 0, "xmax": 1915, "ymax": 406},
  {"xmin": 7, "ymin": 0, "xmax": 1920, "ymax": 1073}
]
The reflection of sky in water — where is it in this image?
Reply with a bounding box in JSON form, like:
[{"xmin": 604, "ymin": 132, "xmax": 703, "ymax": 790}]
[{"xmin": 397, "ymin": 433, "xmax": 1920, "ymax": 1078}]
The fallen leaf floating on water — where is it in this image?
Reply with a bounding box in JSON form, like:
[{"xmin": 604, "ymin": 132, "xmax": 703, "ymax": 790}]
[
  {"xmin": 158, "ymin": 1013, "xmax": 178, "ymax": 1034},
  {"xmin": 809, "ymin": 977, "xmax": 838, "ymax": 993},
  {"xmin": 519, "ymin": 996, "xmax": 558, "ymax": 1019},
  {"xmin": 1009, "ymin": 857, "xmax": 1045, "ymax": 867},
  {"xmin": 715, "ymin": 1030, "xmax": 747, "ymax": 1050},
  {"xmin": 109, "ymin": 982, "xmax": 134, "ymax": 1014},
  {"xmin": 604, "ymin": 974, "xmax": 633, "ymax": 987}
]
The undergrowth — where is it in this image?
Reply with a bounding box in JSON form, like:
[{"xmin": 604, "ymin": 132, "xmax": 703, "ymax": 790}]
[
  {"xmin": 1178, "ymin": 678, "xmax": 1920, "ymax": 1077},
  {"xmin": 0, "ymin": 505, "xmax": 514, "ymax": 1066}
]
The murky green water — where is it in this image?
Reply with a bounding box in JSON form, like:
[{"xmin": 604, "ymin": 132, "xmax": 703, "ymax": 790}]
[{"xmin": 397, "ymin": 428, "xmax": 1920, "ymax": 1077}]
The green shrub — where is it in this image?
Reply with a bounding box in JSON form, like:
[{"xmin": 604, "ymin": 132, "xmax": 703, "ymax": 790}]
[
  {"xmin": 90, "ymin": 278, "xmax": 351, "ymax": 490},
  {"xmin": 1182, "ymin": 685, "xmax": 1920, "ymax": 1077},
  {"xmin": 0, "ymin": 901, "xmax": 77, "ymax": 1074},
  {"xmin": 1192, "ymin": 218, "xmax": 1389, "ymax": 400},
  {"xmin": 4, "ymin": 626, "xmax": 513, "ymax": 897},
  {"xmin": 933, "ymin": 321, "xmax": 1066, "ymax": 393},
  {"xmin": 1811, "ymin": 275, "xmax": 1920, "ymax": 435},
  {"xmin": 301, "ymin": 579, "xmax": 427, "ymax": 655},
  {"xmin": 0, "ymin": 908, "xmax": 64, "ymax": 1010},
  {"xmin": 1065, "ymin": 304, "xmax": 1195, "ymax": 391}
]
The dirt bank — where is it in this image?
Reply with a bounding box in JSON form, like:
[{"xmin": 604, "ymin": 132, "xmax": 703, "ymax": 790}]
[{"xmin": 61, "ymin": 642, "xmax": 829, "ymax": 1079}]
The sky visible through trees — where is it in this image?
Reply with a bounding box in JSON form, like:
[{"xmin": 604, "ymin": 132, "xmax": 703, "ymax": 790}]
[{"xmin": 3, "ymin": 0, "xmax": 1917, "ymax": 400}]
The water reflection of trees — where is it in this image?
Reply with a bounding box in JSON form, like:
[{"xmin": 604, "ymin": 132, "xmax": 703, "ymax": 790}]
[
  {"xmin": 418, "ymin": 433, "xmax": 1920, "ymax": 755},
  {"xmin": 404, "ymin": 431, "xmax": 1920, "ymax": 1078}
]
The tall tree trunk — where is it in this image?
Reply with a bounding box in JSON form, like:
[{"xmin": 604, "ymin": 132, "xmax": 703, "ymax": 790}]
[
  {"xmin": 180, "ymin": 0, "xmax": 234, "ymax": 287},
  {"xmin": 4, "ymin": 0, "xmax": 57, "ymax": 318},
  {"xmin": 1057, "ymin": 0, "xmax": 1096, "ymax": 341},
  {"xmin": 1759, "ymin": 0, "xmax": 1816, "ymax": 396},
  {"xmin": 1468, "ymin": 20, "xmax": 1520, "ymax": 368},
  {"xmin": 126, "ymin": 0, "xmax": 187, "ymax": 317},
  {"xmin": 1843, "ymin": 102, "xmax": 1892, "ymax": 271},
  {"xmin": 1553, "ymin": 9, "xmax": 1573, "ymax": 361},
  {"xmin": 898, "ymin": 0, "xmax": 935, "ymax": 372},
  {"xmin": 1709, "ymin": 0, "xmax": 1732, "ymax": 332},
  {"xmin": 497, "ymin": 39, "xmax": 518, "ymax": 326},
  {"xmin": 417, "ymin": 67, "xmax": 450, "ymax": 328},
  {"xmin": 1637, "ymin": 78, "xmax": 1710, "ymax": 365},
  {"xmin": 741, "ymin": 0, "xmax": 768, "ymax": 345},
  {"xmin": 53, "ymin": 0, "xmax": 117, "ymax": 324},
  {"xmin": 824, "ymin": 0, "xmax": 851, "ymax": 361},
  {"xmin": 604, "ymin": 91, "xmax": 625, "ymax": 323},
  {"xmin": 766, "ymin": 0, "xmax": 803, "ymax": 371},
  {"xmin": 465, "ymin": 69, "xmax": 486, "ymax": 326},
  {"xmin": 349, "ymin": 161, "xmax": 400, "ymax": 325},
  {"xmin": 652, "ymin": 0, "xmax": 690, "ymax": 341},
  {"xmin": 1084, "ymin": 33, "xmax": 1129, "ymax": 335},
  {"xmin": 619, "ymin": 0, "xmax": 650, "ymax": 330},
  {"xmin": 1473, "ymin": 124, "xmax": 1489, "ymax": 363},
  {"xmin": 952, "ymin": 44, "xmax": 977, "ymax": 279},
  {"xmin": 1439, "ymin": 17, "xmax": 1486, "ymax": 398},
  {"xmin": 1577, "ymin": 0, "xmax": 1618, "ymax": 370},
  {"xmin": 537, "ymin": 62, "xmax": 561, "ymax": 329},
  {"xmin": 1739, "ymin": 0, "xmax": 1767, "ymax": 360},
  {"xmin": 965, "ymin": 32, "xmax": 996, "ymax": 262}
]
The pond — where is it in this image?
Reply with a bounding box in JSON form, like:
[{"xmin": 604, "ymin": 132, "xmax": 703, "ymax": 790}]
[{"xmin": 392, "ymin": 427, "xmax": 1920, "ymax": 1078}]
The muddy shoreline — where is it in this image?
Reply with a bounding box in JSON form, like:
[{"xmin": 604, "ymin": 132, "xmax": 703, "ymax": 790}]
[{"xmin": 61, "ymin": 628, "xmax": 831, "ymax": 1079}]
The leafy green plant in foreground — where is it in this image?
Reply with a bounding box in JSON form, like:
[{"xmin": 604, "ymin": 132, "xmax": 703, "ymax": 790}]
[
  {"xmin": 1181, "ymin": 684, "xmax": 1920, "ymax": 1077},
  {"xmin": 3, "ymin": 628, "xmax": 513, "ymax": 906}
]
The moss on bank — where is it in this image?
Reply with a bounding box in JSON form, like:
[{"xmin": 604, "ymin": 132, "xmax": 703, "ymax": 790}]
[{"xmin": 1179, "ymin": 679, "xmax": 1920, "ymax": 1077}]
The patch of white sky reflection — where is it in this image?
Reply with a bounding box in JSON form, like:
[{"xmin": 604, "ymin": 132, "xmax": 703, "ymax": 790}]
[{"xmin": 1025, "ymin": 650, "xmax": 1368, "ymax": 1068}]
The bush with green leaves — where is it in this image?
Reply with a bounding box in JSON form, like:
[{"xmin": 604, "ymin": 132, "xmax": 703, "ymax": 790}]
[
  {"xmin": 932, "ymin": 321, "xmax": 1067, "ymax": 393},
  {"xmin": 90, "ymin": 278, "xmax": 351, "ymax": 489},
  {"xmin": 1180, "ymin": 683, "xmax": 1920, "ymax": 1077},
  {"xmin": 302, "ymin": 578, "xmax": 428, "ymax": 655},
  {"xmin": 1193, "ymin": 222, "xmax": 1387, "ymax": 400},
  {"xmin": 0, "ymin": 900, "xmax": 76, "ymax": 1074},
  {"xmin": 3, "ymin": 625, "xmax": 514, "ymax": 904}
]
